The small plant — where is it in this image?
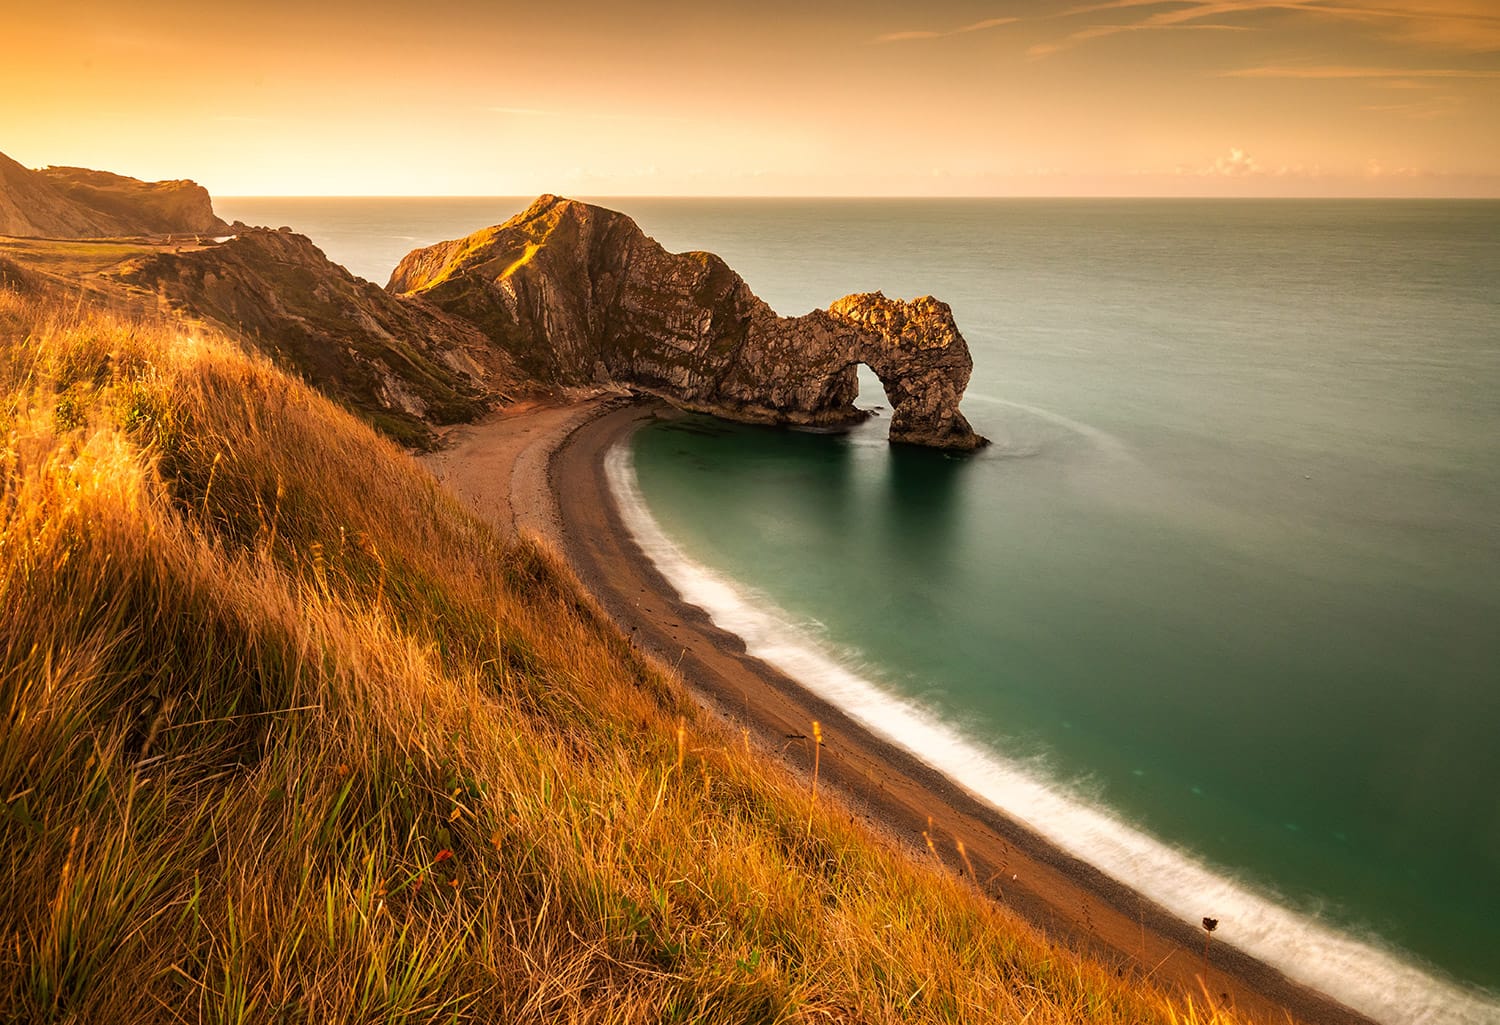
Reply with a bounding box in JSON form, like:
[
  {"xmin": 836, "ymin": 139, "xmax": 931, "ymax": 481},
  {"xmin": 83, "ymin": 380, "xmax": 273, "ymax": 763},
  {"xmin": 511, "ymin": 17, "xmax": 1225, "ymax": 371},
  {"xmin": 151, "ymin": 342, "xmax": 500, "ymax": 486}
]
[
  {"xmin": 53, "ymin": 393, "xmax": 83, "ymax": 430},
  {"xmin": 810, "ymin": 720, "xmax": 823, "ymax": 799},
  {"xmin": 806, "ymin": 720, "xmax": 824, "ymax": 836},
  {"xmin": 957, "ymin": 838, "xmax": 977, "ymax": 881}
]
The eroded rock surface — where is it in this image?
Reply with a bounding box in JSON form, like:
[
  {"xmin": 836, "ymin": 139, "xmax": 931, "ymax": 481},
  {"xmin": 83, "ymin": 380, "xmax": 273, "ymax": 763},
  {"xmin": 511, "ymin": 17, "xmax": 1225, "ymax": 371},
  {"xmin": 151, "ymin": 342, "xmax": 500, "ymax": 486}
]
[
  {"xmin": 828, "ymin": 293, "xmax": 980, "ymax": 449},
  {"xmin": 389, "ymin": 195, "xmax": 985, "ymax": 450}
]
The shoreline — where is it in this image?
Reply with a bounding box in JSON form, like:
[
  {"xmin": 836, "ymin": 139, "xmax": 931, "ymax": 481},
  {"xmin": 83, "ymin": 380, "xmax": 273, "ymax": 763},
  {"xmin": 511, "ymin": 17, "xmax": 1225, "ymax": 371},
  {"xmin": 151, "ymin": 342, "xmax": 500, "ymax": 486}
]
[{"xmin": 431, "ymin": 395, "xmax": 1375, "ymax": 1025}]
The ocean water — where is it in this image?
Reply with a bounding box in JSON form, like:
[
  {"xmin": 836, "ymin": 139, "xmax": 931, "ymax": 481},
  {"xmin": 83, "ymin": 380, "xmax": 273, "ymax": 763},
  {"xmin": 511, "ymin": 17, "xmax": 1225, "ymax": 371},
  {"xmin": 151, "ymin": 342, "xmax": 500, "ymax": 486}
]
[{"xmin": 218, "ymin": 197, "xmax": 1500, "ymax": 1023}]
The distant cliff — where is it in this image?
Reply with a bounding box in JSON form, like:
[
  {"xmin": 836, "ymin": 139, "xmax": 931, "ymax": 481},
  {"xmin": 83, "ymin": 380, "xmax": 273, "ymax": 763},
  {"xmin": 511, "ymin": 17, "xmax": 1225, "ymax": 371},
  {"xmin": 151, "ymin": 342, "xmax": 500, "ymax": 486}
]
[
  {"xmin": 0, "ymin": 151, "xmax": 228, "ymax": 238},
  {"xmin": 111, "ymin": 229, "xmax": 518, "ymax": 447},
  {"xmin": 389, "ymin": 196, "xmax": 985, "ymax": 450}
]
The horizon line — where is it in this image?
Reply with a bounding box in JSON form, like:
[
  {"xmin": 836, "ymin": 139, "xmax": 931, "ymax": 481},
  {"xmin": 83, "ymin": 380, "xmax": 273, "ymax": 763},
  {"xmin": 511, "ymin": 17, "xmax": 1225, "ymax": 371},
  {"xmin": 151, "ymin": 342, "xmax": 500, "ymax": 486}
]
[{"xmin": 216, "ymin": 192, "xmax": 1500, "ymax": 201}]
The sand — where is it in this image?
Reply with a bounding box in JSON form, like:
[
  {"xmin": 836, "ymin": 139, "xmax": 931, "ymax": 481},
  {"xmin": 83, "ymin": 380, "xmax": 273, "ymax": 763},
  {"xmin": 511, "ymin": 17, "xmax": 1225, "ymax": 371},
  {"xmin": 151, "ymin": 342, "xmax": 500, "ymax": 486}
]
[{"xmin": 426, "ymin": 395, "xmax": 1375, "ymax": 1025}]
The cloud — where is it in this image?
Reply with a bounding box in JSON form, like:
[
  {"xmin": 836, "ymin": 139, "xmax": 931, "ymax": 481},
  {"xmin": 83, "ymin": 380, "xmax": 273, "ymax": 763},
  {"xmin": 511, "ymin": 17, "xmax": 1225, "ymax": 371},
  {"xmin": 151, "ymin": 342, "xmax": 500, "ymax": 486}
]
[
  {"xmin": 875, "ymin": 0, "xmax": 1500, "ymax": 62},
  {"xmin": 1216, "ymin": 70, "xmax": 1489, "ymax": 121},
  {"xmin": 1210, "ymin": 147, "xmax": 1262, "ymax": 176},
  {"xmin": 1172, "ymin": 149, "xmax": 1443, "ymax": 179},
  {"xmin": 1030, "ymin": 0, "xmax": 1266, "ymax": 56},
  {"xmin": 1172, "ymin": 148, "xmax": 1328, "ymax": 177},
  {"xmin": 486, "ymin": 106, "xmax": 694, "ymax": 124},
  {"xmin": 1360, "ymin": 93, "xmax": 1465, "ymax": 117},
  {"xmin": 1031, "ymin": 0, "xmax": 1500, "ymax": 58},
  {"xmin": 873, "ymin": 16, "xmax": 1017, "ymax": 44},
  {"xmin": 1358, "ymin": 159, "xmax": 1438, "ymax": 177},
  {"xmin": 1224, "ymin": 64, "xmax": 1500, "ymax": 78},
  {"xmin": 1026, "ymin": 22, "xmax": 1250, "ymax": 58}
]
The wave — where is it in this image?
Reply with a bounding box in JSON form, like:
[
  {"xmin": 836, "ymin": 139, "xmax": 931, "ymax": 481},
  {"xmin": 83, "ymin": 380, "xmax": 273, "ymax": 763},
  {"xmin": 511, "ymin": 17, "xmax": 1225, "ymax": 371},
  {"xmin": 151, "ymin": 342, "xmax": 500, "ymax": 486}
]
[
  {"xmin": 965, "ymin": 392, "xmax": 1135, "ymax": 460},
  {"xmin": 605, "ymin": 442, "xmax": 1500, "ymax": 1025}
]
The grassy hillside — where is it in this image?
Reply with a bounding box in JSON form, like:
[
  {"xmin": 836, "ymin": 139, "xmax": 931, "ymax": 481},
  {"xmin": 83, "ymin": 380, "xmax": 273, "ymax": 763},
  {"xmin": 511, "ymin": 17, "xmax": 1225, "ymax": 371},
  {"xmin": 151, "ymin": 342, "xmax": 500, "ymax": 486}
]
[{"xmin": 0, "ymin": 281, "xmax": 1245, "ymax": 1023}]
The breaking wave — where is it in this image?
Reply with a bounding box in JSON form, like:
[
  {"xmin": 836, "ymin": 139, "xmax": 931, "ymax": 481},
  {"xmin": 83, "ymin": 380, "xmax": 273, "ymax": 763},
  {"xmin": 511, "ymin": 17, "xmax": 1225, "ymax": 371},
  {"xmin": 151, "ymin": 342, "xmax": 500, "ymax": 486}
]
[{"xmin": 606, "ymin": 441, "xmax": 1500, "ymax": 1025}]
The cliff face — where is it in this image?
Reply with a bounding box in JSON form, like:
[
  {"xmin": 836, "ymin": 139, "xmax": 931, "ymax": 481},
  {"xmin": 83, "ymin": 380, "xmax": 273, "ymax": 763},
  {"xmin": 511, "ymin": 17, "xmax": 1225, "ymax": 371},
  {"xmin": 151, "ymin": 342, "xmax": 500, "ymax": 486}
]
[
  {"xmin": 0, "ymin": 151, "xmax": 228, "ymax": 238},
  {"xmin": 389, "ymin": 196, "xmax": 985, "ymax": 450},
  {"xmin": 112, "ymin": 229, "xmax": 519, "ymax": 447}
]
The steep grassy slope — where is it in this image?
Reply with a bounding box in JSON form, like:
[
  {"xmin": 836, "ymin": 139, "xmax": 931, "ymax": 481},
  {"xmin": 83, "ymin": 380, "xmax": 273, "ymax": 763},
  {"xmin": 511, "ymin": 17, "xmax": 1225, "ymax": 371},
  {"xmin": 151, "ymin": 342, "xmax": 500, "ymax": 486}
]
[
  {"xmin": 0, "ymin": 230, "xmax": 524, "ymax": 450},
  {"xmin": 112, "ymin": 228, "xmax": 521, "ymax": 447},
  {"xmin": 0, "ymin": 282, "xmax": 1245, "ymax": 1023}
]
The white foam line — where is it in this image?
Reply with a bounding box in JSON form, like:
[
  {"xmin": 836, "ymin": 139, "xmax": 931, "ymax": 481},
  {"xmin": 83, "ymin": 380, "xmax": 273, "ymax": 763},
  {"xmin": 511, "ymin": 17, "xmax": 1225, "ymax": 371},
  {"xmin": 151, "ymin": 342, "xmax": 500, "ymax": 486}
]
[
  {"xmin": 605, "ymin": 443, "xmax": 1500, "ymax": 1025},
  {"xmin": 966, "ymin": 393, "xmax": 1135, "ymax": 459}
]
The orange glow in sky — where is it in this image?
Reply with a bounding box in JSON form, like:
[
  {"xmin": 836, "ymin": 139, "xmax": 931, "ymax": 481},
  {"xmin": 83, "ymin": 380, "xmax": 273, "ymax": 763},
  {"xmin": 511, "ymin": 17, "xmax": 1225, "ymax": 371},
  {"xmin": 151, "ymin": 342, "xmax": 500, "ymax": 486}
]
[{"xmin": 4, "ymin": 0, "xmax": 1498, "ymax": 196}]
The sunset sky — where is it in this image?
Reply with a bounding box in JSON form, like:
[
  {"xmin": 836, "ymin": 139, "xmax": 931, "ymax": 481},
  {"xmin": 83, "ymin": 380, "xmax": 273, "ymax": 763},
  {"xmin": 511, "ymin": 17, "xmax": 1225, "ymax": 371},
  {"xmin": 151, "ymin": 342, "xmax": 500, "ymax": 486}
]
[{"xmin": 5, "ymin": 0, "xmax": 1499, "ymax": 196}]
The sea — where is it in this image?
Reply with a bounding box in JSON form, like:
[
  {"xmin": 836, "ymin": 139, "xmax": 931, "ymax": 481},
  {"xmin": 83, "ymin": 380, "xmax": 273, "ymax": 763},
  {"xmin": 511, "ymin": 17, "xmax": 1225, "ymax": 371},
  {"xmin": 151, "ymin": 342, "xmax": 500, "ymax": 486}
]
[{"xmin": 218, "ymin": 196, "xmax": 1500, "ymax": 1024}]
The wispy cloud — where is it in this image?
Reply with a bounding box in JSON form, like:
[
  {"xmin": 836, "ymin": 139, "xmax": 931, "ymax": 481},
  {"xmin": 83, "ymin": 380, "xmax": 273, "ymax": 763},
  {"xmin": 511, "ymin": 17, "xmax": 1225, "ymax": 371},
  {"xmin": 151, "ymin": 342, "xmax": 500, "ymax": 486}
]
[
  {"xmin": 1221, "ymin": 66, "xmax": 1484, "ymax": 116},
  {"xmin": 1223, "ymin": 64, "xmax": 1500, "ymax": 78},
  {"xmin": 1360, "ymin": 95, "xmax": 1464, "ymax": 117},
  {"xmin": 1175, "ymin": 148, "xmax": 1337, "ymax": 177},
  {"xmin": 1363, "ymin": 158, "xmax": 1441, "ymax": 177},
  {"xmin": 873, "ymin": 16, "xmax": 1017, "ymax": 44},
  {"xmin": 872, "ymin": 0, "xmax": 1500, "ymax": 61},
  {"xmin": 485, "ymin": 106, "xmax": 694, "ymax": 124},
  {"xmin": 1027, "ymin": 22, "xmax": 1250, "ymax": 59},
  {"xmin": 1210, "ymin": 147, "xmax": 1262, "ymax": 176},
  {"xmin": 1037, "ymin": 0, "xmax": 1500, "ymax": 56}
]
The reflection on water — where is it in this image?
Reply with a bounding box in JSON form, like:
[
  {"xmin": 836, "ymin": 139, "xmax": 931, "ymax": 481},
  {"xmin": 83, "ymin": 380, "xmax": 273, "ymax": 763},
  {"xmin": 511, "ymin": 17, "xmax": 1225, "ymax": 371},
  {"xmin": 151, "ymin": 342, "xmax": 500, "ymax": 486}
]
[{"xmin": 880, "ymin": 443, "xmax": 971, "ymax": 571}]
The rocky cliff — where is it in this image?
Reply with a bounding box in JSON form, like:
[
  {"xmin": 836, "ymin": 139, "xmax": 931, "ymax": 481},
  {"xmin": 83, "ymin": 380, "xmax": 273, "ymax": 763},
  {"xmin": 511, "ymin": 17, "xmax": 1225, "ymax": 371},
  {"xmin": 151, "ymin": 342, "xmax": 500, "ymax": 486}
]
[
  {"xmin": 3, "ymin": 156, "xmax": 985, "ymax": 451},
  {"xmin": 389, "ymin": 195, "xmax": 985, "ymax": 450},
  {"xmin": 0, "ymin": 151, "xmax": 228, "ymax": 238},
  {"xmin": 112, "ymin": 229, "xmax": 519, "ymax": 447}
]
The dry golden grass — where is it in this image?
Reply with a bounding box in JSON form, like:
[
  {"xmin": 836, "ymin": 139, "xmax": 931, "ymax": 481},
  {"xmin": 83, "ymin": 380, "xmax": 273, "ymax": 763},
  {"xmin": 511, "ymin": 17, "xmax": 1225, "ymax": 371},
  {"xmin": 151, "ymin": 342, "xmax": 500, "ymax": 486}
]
[{"xmin": 0, "ymin": 282, "xmax": 1254, "ymax": 1024}]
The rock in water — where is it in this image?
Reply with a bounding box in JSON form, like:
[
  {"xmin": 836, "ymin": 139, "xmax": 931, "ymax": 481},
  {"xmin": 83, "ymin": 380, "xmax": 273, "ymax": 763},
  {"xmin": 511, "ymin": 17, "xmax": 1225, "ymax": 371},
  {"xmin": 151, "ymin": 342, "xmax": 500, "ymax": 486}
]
[
  {"xmin": 389, "ymin": 195, "xmax": 986, "ymax": 451},
  {"xmin": 828, "ymin": 292, "xmax": 982, "ymax": 450}
]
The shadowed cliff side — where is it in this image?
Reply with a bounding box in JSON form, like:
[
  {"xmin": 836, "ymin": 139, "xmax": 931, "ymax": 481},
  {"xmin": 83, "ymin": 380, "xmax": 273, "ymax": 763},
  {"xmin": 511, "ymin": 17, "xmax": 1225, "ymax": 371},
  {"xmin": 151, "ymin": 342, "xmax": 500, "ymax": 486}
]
[{"xmin": 388, "ymin": 195, "xmax": 986, "ymax": 450}]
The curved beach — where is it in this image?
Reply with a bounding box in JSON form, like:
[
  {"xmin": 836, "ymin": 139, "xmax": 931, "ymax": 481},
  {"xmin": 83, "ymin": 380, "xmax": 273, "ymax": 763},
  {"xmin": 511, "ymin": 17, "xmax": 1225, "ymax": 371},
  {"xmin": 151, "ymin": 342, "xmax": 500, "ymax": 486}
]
[{"xmin": 428, "ymin": 395, "xmax": 1375, "ymax": 1025}]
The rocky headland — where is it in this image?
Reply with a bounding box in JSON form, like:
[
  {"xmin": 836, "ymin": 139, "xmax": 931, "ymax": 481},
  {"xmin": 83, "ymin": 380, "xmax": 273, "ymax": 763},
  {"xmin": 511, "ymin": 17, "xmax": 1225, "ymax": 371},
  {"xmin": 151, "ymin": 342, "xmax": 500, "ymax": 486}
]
[{"xmin": 389, "ymin": 195, "xmax": 986, "ymax": 450}]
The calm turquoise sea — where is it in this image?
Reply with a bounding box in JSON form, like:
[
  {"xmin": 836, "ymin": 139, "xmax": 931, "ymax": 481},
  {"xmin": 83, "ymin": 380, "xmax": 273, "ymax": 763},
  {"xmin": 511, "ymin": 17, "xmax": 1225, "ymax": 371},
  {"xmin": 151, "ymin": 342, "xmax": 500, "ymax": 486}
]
[{"xmin": 219, "ymin": 197, "xmax": 1500, "ymax": 1024}]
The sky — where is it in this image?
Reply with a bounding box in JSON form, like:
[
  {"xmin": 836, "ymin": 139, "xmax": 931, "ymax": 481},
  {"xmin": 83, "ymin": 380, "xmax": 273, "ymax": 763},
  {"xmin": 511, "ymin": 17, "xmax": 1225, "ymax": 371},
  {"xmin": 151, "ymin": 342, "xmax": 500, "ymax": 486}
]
[{"xmin": 4, "ymin": 0, "xmax": 1499, "ymax": 196}]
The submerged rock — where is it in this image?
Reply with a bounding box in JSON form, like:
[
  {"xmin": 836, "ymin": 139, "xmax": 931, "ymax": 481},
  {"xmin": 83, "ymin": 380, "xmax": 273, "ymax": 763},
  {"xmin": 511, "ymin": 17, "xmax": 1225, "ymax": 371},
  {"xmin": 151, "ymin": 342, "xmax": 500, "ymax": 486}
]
[{"xmin": 389, "ymin": 195, "xmax": 986, "ymax": 450}]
